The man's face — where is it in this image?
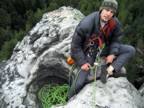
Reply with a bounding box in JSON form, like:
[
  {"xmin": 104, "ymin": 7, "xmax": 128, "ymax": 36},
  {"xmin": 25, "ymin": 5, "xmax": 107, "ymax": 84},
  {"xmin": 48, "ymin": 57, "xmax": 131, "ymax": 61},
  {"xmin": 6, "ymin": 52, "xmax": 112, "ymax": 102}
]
[{"xmin": 100, "ymin": 8, "xmax": 115, "ymax": 22}]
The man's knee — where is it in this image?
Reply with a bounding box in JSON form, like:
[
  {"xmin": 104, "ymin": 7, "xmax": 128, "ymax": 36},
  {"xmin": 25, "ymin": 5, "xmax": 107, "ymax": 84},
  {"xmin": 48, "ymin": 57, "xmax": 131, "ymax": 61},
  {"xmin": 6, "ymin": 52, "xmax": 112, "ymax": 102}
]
[
  {"xmin": 121, "ymin": 45, "xmax": 136, "ymax": 57},
  {"xmin": 128, "ymin": 45, "xmax": 136, "ymax": 56}
]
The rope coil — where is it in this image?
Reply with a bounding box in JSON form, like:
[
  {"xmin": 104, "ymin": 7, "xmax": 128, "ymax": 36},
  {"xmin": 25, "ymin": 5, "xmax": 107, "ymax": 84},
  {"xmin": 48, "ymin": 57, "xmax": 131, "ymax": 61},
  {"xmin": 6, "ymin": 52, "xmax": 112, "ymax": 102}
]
[{"xmin": 38, "ymin": 83, "xmax": 70, "ymax": 108}]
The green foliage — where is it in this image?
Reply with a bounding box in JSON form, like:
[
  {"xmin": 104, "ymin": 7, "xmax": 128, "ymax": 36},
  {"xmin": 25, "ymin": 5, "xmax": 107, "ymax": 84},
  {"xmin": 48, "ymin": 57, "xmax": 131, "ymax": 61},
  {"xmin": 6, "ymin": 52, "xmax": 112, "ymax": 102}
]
[
  {"xmin": 0, "ymin": 39, "xmax": 18, "ymax": 61},
  {"xmin": 126, "ymin": 53, "xmax": 143, "ymax": 83},
  {"xmin": 15, "ymin": 29, "xmax": 27, "ymax": 41},
  {"xmin": 124, "ymin": 16, "xmax": 144, "ymax": 49},
  {"xmin": 10, "ymin": 11, "xmax": 25, "ymax": 31},
  {"xmin": 47, "ymin": 2, "xmax": 59, "ymax": 11},
  {"xmin": 25, "ymin": 8, "xmax": 47, "ymax": 31},
  {"xmin": 117, "ymin": 5, "xmax": 130, "ymax": 26},
  {"xmin": 36, "ymin": 0, "xmax": 47, "ymax": 9},
  {"xmin": 0, "ymin": 8, "xmax": 11, "ymax": 28},
  {"xmin": 77, "ymin": 0, "xmax": 101, "ymax": 15},
  {"xmin": 0, "ymin": 28, "xmax": 12, "ymax": 50},
  {"xmin": 13, "ymin": 0, "xmax": 26, "ymax": 15},
  {"xmin": 0, "ymin": 29, "xmax": 26, "ymax": 61}
]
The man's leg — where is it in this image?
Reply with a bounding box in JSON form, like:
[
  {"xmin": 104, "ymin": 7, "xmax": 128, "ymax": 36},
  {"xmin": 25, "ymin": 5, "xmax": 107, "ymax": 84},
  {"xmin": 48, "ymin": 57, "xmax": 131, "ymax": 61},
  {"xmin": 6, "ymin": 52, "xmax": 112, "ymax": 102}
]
[
  {"xmin": 68, "ymin": 54, "xmax": 95, "ymax": 100},
  {"xmin": 100, "ymin": 45, "xmax": 135, "ymax": 83},
  {"xmin": 68, "ymin": 69, "xmax": 89, "ymax": 99},
  {"xmin": 111, "ymin": 44, "xmax": 135, "ymax": 73}
]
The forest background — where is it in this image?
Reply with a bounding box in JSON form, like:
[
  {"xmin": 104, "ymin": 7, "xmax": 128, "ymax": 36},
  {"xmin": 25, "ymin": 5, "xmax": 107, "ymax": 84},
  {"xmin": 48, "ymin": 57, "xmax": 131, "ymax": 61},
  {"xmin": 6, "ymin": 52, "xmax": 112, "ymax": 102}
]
[{"xmin": 0, "ymin": 0, "xmax": 144, "ymax": 84}]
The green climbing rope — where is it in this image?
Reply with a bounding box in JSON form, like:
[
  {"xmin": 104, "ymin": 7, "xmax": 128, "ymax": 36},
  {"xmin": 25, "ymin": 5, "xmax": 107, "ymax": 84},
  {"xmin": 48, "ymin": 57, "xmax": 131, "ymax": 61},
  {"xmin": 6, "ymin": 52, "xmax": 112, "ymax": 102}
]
[
  {"xmin": 38, "ymin": 83, "xmax": 70, "ymax": 108},
  {"xmin": 92, "ymin": 44, "xmax": 105, "ymax": 107},
  {"xmin": 73, "ymin": 43, "xmax": 105, "ymax": 107}
]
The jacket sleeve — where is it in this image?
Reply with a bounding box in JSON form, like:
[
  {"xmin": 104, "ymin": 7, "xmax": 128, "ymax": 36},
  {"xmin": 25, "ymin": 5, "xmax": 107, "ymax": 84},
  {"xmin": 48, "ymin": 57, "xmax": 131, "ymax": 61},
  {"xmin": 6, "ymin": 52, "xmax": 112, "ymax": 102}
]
[
  {"xmin": 109, "ymin": 19, "xmax": 123, "ymax": 55},
  {"xmin": 71, "ymin": 12, "xmax": 97, "ymax": 66},
  {"xmin": 71, "ymin": 23, "xmax": 87, "ymax": 66}
]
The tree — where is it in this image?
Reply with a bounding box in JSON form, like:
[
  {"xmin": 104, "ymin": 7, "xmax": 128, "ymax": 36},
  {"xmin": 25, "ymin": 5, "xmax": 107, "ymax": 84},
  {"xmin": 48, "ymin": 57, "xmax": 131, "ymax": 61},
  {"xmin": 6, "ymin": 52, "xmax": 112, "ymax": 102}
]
[
  {"xmin": 0, "ymin": 8, "xmax": 11, "ymax": 28},
  {"xmin": 10, "ymin": 11, "xmax": 25, "ymax": 31},
  {"xmin": 0, "ymin": 39, "xmax": 18, "ymax": 61},
  {"xmin": 13, "ymin": 0, "xmax": 26, "ymax": 16},
  {"xmin": 36, "ymin": 0, "xmax": 46, "ymax": 9},
  {"xmin": 0, "ymin": 28, "xmax": 12, "ymax": 50},
  {"xmin": 47, "ymin": 2, "xmax": 59, "ymax": 11}
]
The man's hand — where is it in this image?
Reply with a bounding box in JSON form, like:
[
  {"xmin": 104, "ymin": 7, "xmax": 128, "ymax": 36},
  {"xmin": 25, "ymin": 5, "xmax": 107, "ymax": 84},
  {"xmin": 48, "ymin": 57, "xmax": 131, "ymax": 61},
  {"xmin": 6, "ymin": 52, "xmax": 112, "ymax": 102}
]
[
  {"xmin": 105, "ymin": 54, "xmax": 116, "ymax": 64},
  {"xmin": 81, "ymin": 63, "xmax": 91, "ymax": 71}
]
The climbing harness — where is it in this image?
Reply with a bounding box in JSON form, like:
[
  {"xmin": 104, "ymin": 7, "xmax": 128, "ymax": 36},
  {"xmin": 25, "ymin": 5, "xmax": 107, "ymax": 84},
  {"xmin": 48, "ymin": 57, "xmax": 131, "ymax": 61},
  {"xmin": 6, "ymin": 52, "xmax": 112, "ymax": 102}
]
[{"xmin": 38, "ymin": 83, "xmax": 69, "ymax": 108}]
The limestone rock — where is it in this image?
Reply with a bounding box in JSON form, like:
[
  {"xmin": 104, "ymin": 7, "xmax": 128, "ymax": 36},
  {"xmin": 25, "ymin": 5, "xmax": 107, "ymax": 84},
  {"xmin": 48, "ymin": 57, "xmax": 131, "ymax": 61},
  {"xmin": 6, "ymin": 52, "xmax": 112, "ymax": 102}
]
[
  {"xmin": 52, "ymin": 77, "xmax": 144, "ymax": 108},
  {"xmin": 0, "ymin": 6, "xmax": 84, "ymax": 108}
]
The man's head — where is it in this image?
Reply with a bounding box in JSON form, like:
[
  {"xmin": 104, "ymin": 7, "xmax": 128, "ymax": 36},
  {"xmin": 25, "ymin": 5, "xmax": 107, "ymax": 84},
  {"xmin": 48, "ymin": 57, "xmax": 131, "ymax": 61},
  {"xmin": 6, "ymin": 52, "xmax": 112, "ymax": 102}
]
[{"xmin": 99, "ymin": 0, "xmax": 118, "ymax": 13}]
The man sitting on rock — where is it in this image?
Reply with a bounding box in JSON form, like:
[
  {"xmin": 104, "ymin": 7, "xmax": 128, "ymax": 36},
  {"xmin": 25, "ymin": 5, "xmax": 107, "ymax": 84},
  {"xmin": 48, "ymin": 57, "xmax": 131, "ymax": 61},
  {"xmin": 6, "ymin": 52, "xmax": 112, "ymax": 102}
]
[{"xmin": 68, "ymin": 0, "xmax": 135, "ymax": 100}]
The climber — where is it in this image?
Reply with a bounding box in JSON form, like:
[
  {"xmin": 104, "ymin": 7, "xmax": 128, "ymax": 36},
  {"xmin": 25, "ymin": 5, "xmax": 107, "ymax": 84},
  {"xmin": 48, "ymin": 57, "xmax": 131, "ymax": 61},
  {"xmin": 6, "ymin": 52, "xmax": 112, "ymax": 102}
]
[{"xmin": 68, "ymin": 0, "xmax": 135, "ymax": 100}]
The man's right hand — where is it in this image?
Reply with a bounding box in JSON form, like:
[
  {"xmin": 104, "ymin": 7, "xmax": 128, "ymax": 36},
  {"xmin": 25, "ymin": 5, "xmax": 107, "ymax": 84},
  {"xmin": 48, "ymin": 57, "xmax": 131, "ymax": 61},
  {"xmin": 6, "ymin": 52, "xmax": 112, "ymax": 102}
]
[{"xmin": 81, "ymin": 63, "xmax": 91, "ymax": 71}]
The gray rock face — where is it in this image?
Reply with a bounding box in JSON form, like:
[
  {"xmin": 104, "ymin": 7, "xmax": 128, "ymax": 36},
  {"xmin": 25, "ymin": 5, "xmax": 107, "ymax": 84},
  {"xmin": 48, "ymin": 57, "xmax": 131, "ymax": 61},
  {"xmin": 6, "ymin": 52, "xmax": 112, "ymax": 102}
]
[
  {"xmin": 0, "ymin": 6, "xmax": 84, "ymax": 108},
  {"xmin": 139, "ymin": 83, "xmax": 144, "ymax": 100},
  {"xmin": 52, "ymin": 77, "xmax": 144, "ymax": 108},
  {"xmin": 0, "ymin": 6, "xmax": 143, "ymax": 108}
]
